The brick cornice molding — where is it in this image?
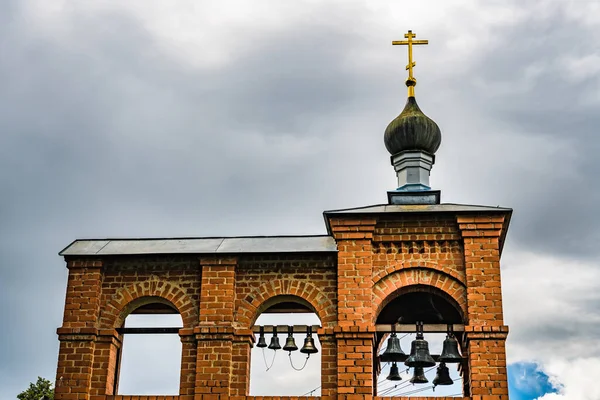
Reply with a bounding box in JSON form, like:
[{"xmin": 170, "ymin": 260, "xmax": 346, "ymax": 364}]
[
  {"xmin": 199, "ymin": 256, "xmax": 238, "ymax": 266},
  {"xmin": 66, "ymin": 259, "xmax": 103, "ymax": 269},
  {"xmin": 457, "ymin": 215, "xmax": 506, "ymax": 238},
  {"xmin": 464, "ymin": 325, "xmax": 509, "ymax": 340},
  {"xmin": 333, "ymin": 325, "xmax": 376, "ymax": 340},
  {"xmin": 329, "ymin": 217, "xmax": 378, "ymax": 240}
]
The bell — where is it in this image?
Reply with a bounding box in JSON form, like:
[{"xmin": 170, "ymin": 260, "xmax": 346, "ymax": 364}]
[
  {"xmin": 404, "ymin": 322, "xmax": 435, "ymax": 368},
  {"xmin": 386, "ymin": 362, "xmax": 402, "ymax": 381},
  {"xmin": 433, "ymin": 362, "xmax": 453, "ymax": 386},
  {"xmin": 283, "ymin": 326, "xmax": 298, "ymax": 352},
  {"xmin": 409, "ymin": 366, "xmax": 429, "ymax": 384},
  {"xmin": 268, "ymin": 327, "xmax": 281, "ymax": 350},
  {"xmin": 439, "ymin": 334, "xmax": 462, "ymax": 363},
  {"xmin": 300, "ymin": 326, "xmax": 319, "ymax": 354},
  {"xmin": 380, "ymin": 331, "xmax": 407, "ymax": 363},
  {"xmin": 256, "ymin": 326, "xmax": 267, "ymax": 348}
]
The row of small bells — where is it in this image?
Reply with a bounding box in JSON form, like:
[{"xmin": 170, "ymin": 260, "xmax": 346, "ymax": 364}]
[
  {"xmin": 256, "ymin": 326, "xmax": 319, "ymax": 355},
  {"xmin": 380, "ymin": 323, "xmax": 462, "ymax": 387}
]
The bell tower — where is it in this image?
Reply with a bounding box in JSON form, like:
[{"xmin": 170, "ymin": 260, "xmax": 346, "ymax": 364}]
[{"xmin": 53, "ymin": 29, "xmax": 511, "ymax": 400}]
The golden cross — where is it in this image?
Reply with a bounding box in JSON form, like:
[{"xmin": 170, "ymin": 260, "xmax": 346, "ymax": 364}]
[{"xmin": 392, "ymin": 30, "xmax": 428, "ymax": 97}]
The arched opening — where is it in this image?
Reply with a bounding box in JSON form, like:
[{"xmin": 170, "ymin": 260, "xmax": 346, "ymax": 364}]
[
  {"xmin": 116, "ymin": 300, "xmax": 183, "ymax": 395},
  {"xmin": 249, "ymin": 295, "xmax": 322, "ymax": 397},
  {"xmin": 375, "ymin": 287, "xmax": 466, "ymax": 397}
]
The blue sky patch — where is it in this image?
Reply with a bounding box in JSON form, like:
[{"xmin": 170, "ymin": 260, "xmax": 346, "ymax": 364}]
[{"xmin": 508, "ymin": 362, "xmax": 558, "ymax": 400}]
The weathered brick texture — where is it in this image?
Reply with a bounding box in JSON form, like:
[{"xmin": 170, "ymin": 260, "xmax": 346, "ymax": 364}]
[{"xmin": 55, "ymin": 210, "xmax": 510, "ymax": 400}]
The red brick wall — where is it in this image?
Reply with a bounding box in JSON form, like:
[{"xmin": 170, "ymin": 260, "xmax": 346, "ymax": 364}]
[{"xmin": 55, "ymin": 211, "xmax": 510, "ymax": 400}]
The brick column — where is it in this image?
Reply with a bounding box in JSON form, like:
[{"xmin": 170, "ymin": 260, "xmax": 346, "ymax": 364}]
[
  {"xmin": 335, "ymin": 328, "xmax": 376, "ymax": 399},
  {"xmin": 179, "ymin": 329, "xmax": 197, "ymax": 399},
  {"xmin": 459, "ymin": 214, "xmax": 509, "ymax": 399},
  {"xmin": 90, "ymin": 329, "xmax": 122, "ymax": 396},
  {"xmin": 195, "ymin": 257, "xmax": 237, "ymax": 397},
  {"xmin": 55, "ymin": 259, "xmax": 103, "ymax": 400},
  {"xmin": 318, "ymin": 329, "xmax": 337, "ymax": 400},
  {"xmin": 465, "ymin": 326, "xmax": 510, "ymax": 399},
  {"xmin": 198, "ymin": 257, "xmax": 236, "ymax": 326},
  {"xmin": 330, "ymin": 217, "xmax": 377, "ymax": 398},
  {"xmin": 230, "ymin": 330, "xmax": 254, "ymax": 398},
  {"xmin": 458, "ymin": 214, "xmax": 506, "ymax": 326},
  {"xmin": 194, "ymin": 327, "xmax": 234, "ymax": 397}
]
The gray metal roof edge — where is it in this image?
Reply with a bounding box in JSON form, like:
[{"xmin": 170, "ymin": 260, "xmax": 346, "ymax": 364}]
[
  {"xmin": 59, "ymin": 234, "xmax": 336, "ymax": 256},
  {"xmin": 58, "ymin": 239, "xmax": 79, "ymax": 256},
  {"xmin": 322, "ymin": 203, "xmax": 513, "ymax": 235},
  {"xmin": 323, "ymin": 203, "xmax": 513, "ymax": 214},
  {"xmin": 63, "ymin": 234, "xmax": 331, "ymax": 243}
]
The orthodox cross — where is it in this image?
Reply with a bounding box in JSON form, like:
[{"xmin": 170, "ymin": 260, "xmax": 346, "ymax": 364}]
[{"xmin": 392, "ymin": 30, "xmax": 428, "ymax": 96}]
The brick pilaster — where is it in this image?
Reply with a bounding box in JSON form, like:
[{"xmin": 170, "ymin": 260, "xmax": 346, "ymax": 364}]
[
  {"xmin": 330, "ymin": 218, "xmax": 376, "ymax": 398},
  {"xmin": 194, "ymin": 258, "xmax": 238, "ymax": 398},
  {"xmin": 199, "ymin": 257, "xmax": 237, "ymax": 326},
  {"xmin": 318, "ymin": 330, "xmax": 337, "ymax": 400},
  {"xmin": 179, "ymin": 329, "xmax": 197, "ymax": 399},
  {"xmin": 458, "ymin": 215, "xmax": 506, "ymax": 326},
  {"xmin": 230, "ymin": 330, "xmax": 253, "ymax": 398},
  {"xmin": 335, "ymin": 327, "xmax": 376, "ymax": 399},
  {"xmin": 194, "ymin": 327, "xmax": 234, "ymax": 397},
  {"xmin": 90, "ymin": 329, "xmax": 122, "ymax": 396},
  {"xmin": 465, "ymin": 326, "xmax": 509, "ymax": 399},
  {"xmin": 459, "ymin": 214, "xmax": 509, "ymax": 399},
  {"xmin": 55, "ymin": 259, "xmax": 104, "ymax": 400},
  {"xmin": 330, "ymin": 218, "xmax": 377, "ymax": 327}
]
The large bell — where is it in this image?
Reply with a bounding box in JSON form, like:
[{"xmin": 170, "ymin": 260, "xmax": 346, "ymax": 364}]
[
  {"xmin": 380, "ymin": 332, "xmax": 407, "ymax": 363},
  {"xmin": 256, "ymin": 326, "xmax": 267, "ymax": 348},
  {"xmin": 404, "ymin": 322, "xmax": 435, "ymax": 368},
  {"xmin": 268, "ymin": 327, "xmax": 281, "ymax": 350},
  {"xmin": 409, "ymin": 366, "xmax": 429, "ymax": 384},
  {"xmin": 386, "ymin": 362, "xmax": 402, "ymax": 381},
  {"xmin": 283, "ymin": 326, "xmax": 298, "ymax": 352},
  {"xmin": 439, "ymin": 334, "xmax": 462, "ymax": 363},
  {"xmin": 300, "ymin": 326, "xmax": 319, "ymax": 354},
  {"xmin": 433, "ymin": 362, "xmax": 453, "ymax": 386}
]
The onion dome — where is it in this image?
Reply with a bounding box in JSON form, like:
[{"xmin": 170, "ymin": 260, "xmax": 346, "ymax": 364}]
[{"xmin": 384, "ymin": 96, "xmax": 441, "ymax": 155}]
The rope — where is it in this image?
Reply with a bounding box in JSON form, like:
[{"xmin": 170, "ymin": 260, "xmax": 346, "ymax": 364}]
[
  {"xmin": 288, "ymin": 352, "xmax": 310, "ymax": 371},
  {"xmin": 261, "ymin": 347, "xmax": 276, "ymax": 371}
]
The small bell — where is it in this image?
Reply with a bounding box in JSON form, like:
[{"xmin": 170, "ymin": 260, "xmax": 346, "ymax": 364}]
[
  {"xmin": 380, "ymin": 330, "xmax": 407, "ymax": 363},
  {"xmin": 256, "ymin": 326, "xmax": 267, "ymax": 348},
  {"xmin": 433, "ymin": 362, "xmax": 453, "ymax": 386},
  {"xmin": 268, "ymin": 326, "xmax": 281, "ymax": 350},
  {"xmin": 300, "ymin": 326, "xmax": 318, "ymax": 354},
  {"xmin": 439, "ymin": 332, "xmax": 462, "ymax": 363},
  {"xmin": 409, "ymin": 366, "xmax": 429, "ymax": 384},
  {"xmin": 283, "ymin": 326, "xmax": 298, "ymax": 352},
  {"xmin": 386, "ymin": 362, "xmax": 402, "ymax": 381},
  {"xmin": 404, "ymin": 322, "xmax": 435, "ymax": 368}
]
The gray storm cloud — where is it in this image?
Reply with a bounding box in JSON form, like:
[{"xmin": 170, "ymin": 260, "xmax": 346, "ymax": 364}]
[{"xmin": 1, "ymin": 1, "xmax": 599, "ymax": 398}]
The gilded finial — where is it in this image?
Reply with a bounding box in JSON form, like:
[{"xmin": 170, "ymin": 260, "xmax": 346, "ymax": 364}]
[{"xmin": 392, "ymin": 30, "xmax": 429, "ymax": 97}]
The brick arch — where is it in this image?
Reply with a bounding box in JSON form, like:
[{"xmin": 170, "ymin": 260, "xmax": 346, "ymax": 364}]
[
  {"xmin": 99, "ymin": 276, "xmax": 197, "ymax": 329},
  {"xmin": 373, "ymin": 260, "xmax": 466, "ymax": 286},
  {"xmin": 372, "ymin": 268, "xmax": 467, "ymax": 323},
  {"xmin": 236, "ymin": 278, "xmax": 336, "ymax": 329}
]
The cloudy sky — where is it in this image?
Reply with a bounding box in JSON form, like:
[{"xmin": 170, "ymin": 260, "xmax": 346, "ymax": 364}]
[{"xmin": 1, "ymin": 0, "xmax": 600, "ymax": 398}]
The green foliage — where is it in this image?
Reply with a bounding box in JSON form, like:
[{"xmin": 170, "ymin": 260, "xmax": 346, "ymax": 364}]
[{"xmin": 17, "ymin": 377, "xmax": 54, "ymax": 400}]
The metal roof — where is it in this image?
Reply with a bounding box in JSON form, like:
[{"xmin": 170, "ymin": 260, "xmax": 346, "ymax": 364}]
[
  {"xmin": 59, "ymin": 235, "xmax": 337, "ymax": 256},
  {"xmin": 323, "ymin": 203, "xmax": 512, "ymax": 215}
]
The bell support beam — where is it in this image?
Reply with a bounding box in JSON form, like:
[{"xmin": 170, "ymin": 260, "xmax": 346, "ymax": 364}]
[
  {"xmin": 251, "ymin": 324, "xmax": 321, "ymax": 334},
  {"xmin": 375, "ymin": 323, "xmax": 465, "ymax": 333}
]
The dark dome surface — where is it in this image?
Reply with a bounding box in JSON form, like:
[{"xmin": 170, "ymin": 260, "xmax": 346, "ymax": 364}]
[{"xmin": 384, "ymin": 96, "xmax": 441, "ymax": 155}]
